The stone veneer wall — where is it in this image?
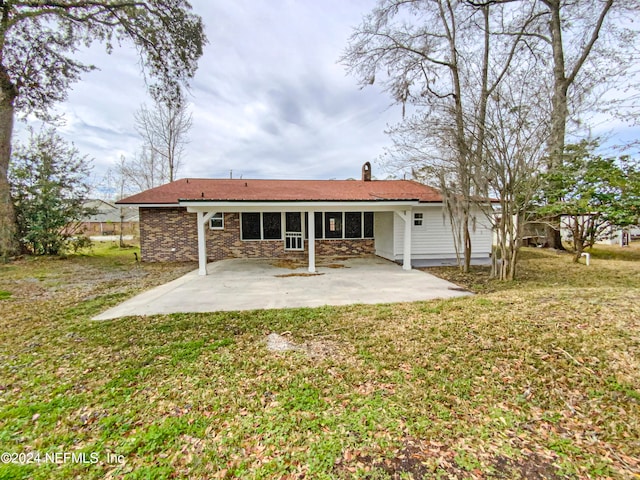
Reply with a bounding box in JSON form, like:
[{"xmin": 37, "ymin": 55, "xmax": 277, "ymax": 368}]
[{"xmin": 140, "ymin": 208, "xmax": 374, "ymax": 262}]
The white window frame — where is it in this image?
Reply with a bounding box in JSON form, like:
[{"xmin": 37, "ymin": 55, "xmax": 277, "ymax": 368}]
[
  {"xmin": 414, "ymin": 212, "xmax": 423, "ymax": 227},
  {"xmin": 209, "ymin": 212, "xmax": 224, "ymax": 230},
  {"xmin": 241, "ymin": 211, "xmax": 376, "ymax": 241},
  {"xmin": 240, "ymin": 212, "xmax": 263, "ymax": 241},
  {"xmin": 324, "ymin": 212, "xmax": 344, "ymax": 239},
  {"xmin": 263, "ymin": 212, "xmax": 284, "ymax": 240},
  {"xmin": 240, "ymin": 212, "xmax": 283, "ymax": 241},
  {"xmin": 363, "ymin": 211, "xmax": 375, "ymax": 239},
  {"xmin": 344, "ymin": 211, "xmax": 363, "ymax": 239},
  {"xmin": 313, "ymin": 211, "xmax": 374, "ymax": 240}
]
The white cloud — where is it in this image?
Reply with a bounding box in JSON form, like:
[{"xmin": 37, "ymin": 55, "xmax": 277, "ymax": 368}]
[
  {"xmin": 20, "ymin": 0, "xmax": 636, "ymax": 192},
  {"xmin": 20, "ymin": 0, "xmax": 402, "ymax": 188}
]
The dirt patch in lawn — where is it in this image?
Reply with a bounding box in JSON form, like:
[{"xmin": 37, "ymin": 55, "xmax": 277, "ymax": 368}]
[
  {"xmin": 265, "ymin": 332, "xmax": 350, "ymax": 361},
  {"xmin": 335, "ymin": 437, "xmax": 562, "ymax": 479}
]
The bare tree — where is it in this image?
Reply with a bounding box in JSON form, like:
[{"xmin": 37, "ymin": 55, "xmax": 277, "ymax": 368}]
[
  {"xmin": 106, "ymin": 155, "xmax": 137, "ymax": 248},
  {"xmin": 343, "ymin": 0, "xmax": 472, "ymax": 271},
  {"xmin": 344, "ymin": 0, "xmax": 639, "ymax": 278},
  {"xmin": 539, "ymin": 0, "xmax": 613, "ymax": 248},
  {"xmin": 134, "ymin": 94, "xmax": 192, "ymax": 183},
  {"xmin": 342, "ymin": 0, "xmax": 533, "ymax": 272},
  {"xmin": 112, "ymin": 147, "xmax": 168, "ymax": 193},
  {"xmin": 107, "ymin": 147, "xmax": 169, "ymax": 247},
  {"xmin": 483, "ymin": 0, "xmax": 640, "ymax": 248},
  {"xmin": 481, "ymin": 73, "xmax": 550, "ymax": 280}
]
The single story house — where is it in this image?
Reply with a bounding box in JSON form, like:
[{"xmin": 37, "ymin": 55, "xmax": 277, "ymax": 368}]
[
  {"xmin": 74, "ymin": 199, "xmax": 139, "ymax": 237},
  {"xmin": 560, "ymin": 215, "xmax": 640, "ymax": 246},
  {"xmin": 117, "ymin": 163, "xmax": 493, "ymax": 275}
]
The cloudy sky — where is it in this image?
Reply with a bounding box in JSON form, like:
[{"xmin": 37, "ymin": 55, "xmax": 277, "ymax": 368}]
[
  {"xmin": 18, "ymin": 0, "xmax": 404, "ymax": 189},
  {"xmin": 17, "ymin": 0, "xmax": 639, "ymax": 194}
]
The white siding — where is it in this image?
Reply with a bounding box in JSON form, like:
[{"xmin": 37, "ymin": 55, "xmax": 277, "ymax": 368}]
[
  {"xmin": 374, "ymin": 211, "xmax": 394, "ymax": 260},
  {"xmin": 394, "ymin": 206, "xmax": 493, "ymax": 260}
]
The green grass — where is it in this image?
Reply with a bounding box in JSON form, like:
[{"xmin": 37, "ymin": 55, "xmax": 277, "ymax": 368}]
[{"xmin": 0, "ymin": 243, "xmax": 639, "ymax": 478}]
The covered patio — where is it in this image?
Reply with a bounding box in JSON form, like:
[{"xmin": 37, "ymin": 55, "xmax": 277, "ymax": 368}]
[{"xmin": 188, "ymin": 201, "xmax": 417, "ymax": 276}]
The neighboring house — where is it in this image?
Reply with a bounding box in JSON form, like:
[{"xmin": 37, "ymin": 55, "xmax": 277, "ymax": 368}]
[
  {"xmin": 77, "ymin": 199, "xmax": 139, "ymax": 237},
  {"xmin": 116, "ymin": 163, "xmax": 493, "ymax": 275},
  {"xmin": 560, "ymin": 215, "xmax": 640, "ymax": 246}
]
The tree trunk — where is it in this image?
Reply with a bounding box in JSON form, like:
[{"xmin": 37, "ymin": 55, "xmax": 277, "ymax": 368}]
[
  {"xmin": 441, "ymin": 1, "xmax": 474, "ymax": 272},
  {"xmin": 119, "ymin": 209, "xmax": 125, "ymax": 248},
  {"xmin": 0, "ymin": 72, "xmax": 17, "ymax": 262},
  {"xmin": 463, "ymin": 213, "xmax": 471, "ymax": 273},
  {"xmin": 545, "ymin": 3, "xmax": 568, "ymax": 250},
  {"xmin": 573, "ymin": 243, "xmax": 583, "ymax": 263},
  {"xmin": 543, "ymin": 0, "xmax": 612, "ymax": 250},
  {"xmin": 549, "ymin": 1, "xmax": 568, "ymax": 171},
  {"xmin": 507, "ymin": 246, "xmax": 517, "ymax": 280},
  {"xmin": 544, "ymin": 224, "xmax": 563, "ymax": 250},
  {"xmin": 507, "ymin": 221, "xmax": 520, "ymax": 281}
]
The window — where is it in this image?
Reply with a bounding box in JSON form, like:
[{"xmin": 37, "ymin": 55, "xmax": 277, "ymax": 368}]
[
  {"xmin": 345, "ymin": 212, "xmax": 362, "ymax": 239},
  {"xmin": 262, "ymin": 212, "xmax": 282, "ymax": 240},
  {"xmin": 241, "ymin": 213, "xmax": 261, "ymax": 240},
  {"xmin": 306, "ymin": 211, "xmax": 374, "ymax": 239},
  {"xmin": 315, "ymin": 212, "xmax": 323, "ymax": 238},
  {"xmin": 209, "ymin": 212, "xmax": 224, "ymax": 230},
  {"xmin": 241, "ymin": 211, "xmax": 376, "ymax": 241},
  {"xmin": 305, "ymin": 212, "xmax": 324, "ymax": 239},
  {"xmin": 285, "ymin": 212, "xmax": 302, "ymax": 233},
  {"xmin": 364, "ymin": 212, "xmax": 374, "ymax": 238},
  {"xmin": 414, "ymin": 212, "xmax": 423, "ymax": 226},
  {"xmin": 241, "ymin": 212, "xmax": 283, "ymax": 240},
  {"xmin": 325, "ymin": 212, "xmax": 342, "ymax": 238}
]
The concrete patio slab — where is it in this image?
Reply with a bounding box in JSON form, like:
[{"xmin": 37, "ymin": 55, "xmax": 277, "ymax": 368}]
[{"xmin": 92, "ymin": 256, "xmax": 472, "ymax": 320}]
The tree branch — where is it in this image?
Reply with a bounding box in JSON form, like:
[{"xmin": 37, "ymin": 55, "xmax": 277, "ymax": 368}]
[{"xmin": 565, "ymin": 0, "xmax": 613, "ymax": 87}]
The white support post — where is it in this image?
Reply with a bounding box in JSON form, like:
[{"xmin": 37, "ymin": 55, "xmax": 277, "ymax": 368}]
[
  {"xmin": 308, "ymin": 211, "xmax": 316, "ymax": 273},
  {"xmin": 402, "ymin": 208, "xmax": 412, "ymax": 271},
  {"xmin": 197, "ymin": 211, "xmax": 207, "ymax": 276},
  {"xmin": 197, "ymin": 211, "xmax": 216, "ymax": 276},
  {"xmin": 394, "ymin": 209, "xmax": 413, "ymax": 271}
]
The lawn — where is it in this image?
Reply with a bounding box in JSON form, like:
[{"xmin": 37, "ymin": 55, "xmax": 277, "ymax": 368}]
[{"xmin": 0, "ymin": 242, "xmax": 638, "ymax": 479}]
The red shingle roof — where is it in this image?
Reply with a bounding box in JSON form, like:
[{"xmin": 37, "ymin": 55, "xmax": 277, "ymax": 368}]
[{"xmin": 117, "ymin": 178, "xmax": 444, "ymax": 204}]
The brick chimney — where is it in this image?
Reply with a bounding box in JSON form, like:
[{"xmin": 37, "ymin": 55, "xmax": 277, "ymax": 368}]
[{"xmin": 362, "ymin": 162, "xmax": 372, "ymax": 181}]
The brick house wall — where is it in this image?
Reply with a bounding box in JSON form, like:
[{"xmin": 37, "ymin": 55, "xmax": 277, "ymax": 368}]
[
  {"xmin": 140, "ymin": 208, "xmax": 374, "ymax": 262},
  {"xmin": 140, "ymin": 207, "xmax": 199, "ymax": 262}
]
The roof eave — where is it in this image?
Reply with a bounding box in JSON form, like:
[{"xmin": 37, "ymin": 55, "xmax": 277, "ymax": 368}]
[
  {"xmin": 117, "ymin": 199, "xmax": 448, "ymax": 208},
  {"xmin": 115, "ymin": 202, "xmax": 181, "ymax": 207},
  {"xmin": 181, "ymin": 199, "xmax": 423, "ymax": 213},
  {"xmin": 178, "ymin": 198, "xmax": 422, "ymax": 203}
]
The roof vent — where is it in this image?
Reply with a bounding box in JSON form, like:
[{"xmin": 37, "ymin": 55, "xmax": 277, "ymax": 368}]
[{"xmin": 362, "ymin": 162, "xmax": 372, "ymax": 181}]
